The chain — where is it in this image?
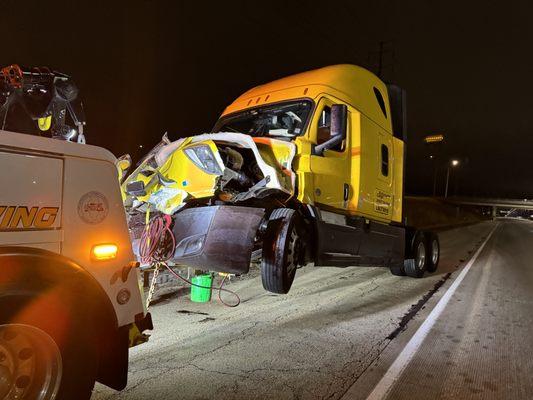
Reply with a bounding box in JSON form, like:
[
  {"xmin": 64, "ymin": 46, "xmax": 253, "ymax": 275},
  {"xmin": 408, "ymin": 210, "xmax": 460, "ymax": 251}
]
[{"xmin": 145, "ymin": 263, "xmax": 161, "ymax": 309}]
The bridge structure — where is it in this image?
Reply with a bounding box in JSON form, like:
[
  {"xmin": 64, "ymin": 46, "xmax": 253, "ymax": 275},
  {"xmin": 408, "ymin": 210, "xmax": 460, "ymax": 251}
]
[{"xmin": 445, "ymin": 197, "xmax": 533, "ymax": 217}]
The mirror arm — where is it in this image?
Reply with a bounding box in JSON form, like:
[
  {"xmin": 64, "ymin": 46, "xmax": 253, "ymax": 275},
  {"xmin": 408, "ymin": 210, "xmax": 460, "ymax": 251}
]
[{"xmin": 312, "ymin": 135, "xmax": 344, "ymax": 156}]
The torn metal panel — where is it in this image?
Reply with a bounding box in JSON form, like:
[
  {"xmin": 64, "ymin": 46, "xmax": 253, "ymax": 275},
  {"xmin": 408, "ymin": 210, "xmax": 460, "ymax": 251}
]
[
  {"xmin": 171, "ymin": 205, "xmax": 264, "ymax": 274},
  {"xmin": 123, "ymin": 132, "xmax": 297, "ymax": 212}
]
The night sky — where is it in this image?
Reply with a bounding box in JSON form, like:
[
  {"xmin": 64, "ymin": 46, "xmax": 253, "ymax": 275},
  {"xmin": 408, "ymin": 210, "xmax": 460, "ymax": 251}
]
[{"xmin": 2, "ymin": 0, "xmax": 532, "ymax": 198}]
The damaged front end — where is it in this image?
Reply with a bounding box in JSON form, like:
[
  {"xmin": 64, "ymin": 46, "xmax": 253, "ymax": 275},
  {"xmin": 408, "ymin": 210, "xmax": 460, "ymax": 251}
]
[{"xmin": 121, "ymin": 132, "xmax": 296, "ymax": 274}]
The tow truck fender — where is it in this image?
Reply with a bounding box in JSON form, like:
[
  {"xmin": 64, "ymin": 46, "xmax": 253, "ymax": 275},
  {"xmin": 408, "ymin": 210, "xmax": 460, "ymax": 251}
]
[{"xmin": 0, "ymin": 246, "xmax": 129, "ymax": 390}]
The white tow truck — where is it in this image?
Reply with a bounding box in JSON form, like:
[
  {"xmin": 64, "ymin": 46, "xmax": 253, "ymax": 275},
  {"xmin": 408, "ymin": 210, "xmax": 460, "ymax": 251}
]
[{"xmin": 0, "ymin": 129, "xmax": 151, "ymax": 400}]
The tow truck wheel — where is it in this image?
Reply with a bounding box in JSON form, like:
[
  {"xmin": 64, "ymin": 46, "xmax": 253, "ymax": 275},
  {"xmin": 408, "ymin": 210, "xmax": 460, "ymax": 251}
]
[
  {"xmin": 261, "ymin": 208, "xmax": 302, "ymax": 294},
  {"xmin": 404, "ymin": 233, "xmax": 429, "ymax": 278},
  {"xmin": 0, "ymin": 324, "xmax": 61, "ymax": 400},
  {"xmin": 0, "ymin": 293, "xmax": 98, "ymax": 400},
  {"xmin": 426, "ymin": 232, "xmax": 440, "ymax": 273}
]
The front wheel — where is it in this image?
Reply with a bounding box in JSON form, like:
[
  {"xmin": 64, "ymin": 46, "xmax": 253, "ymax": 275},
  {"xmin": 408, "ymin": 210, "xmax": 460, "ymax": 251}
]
[
  {"xmin": 261, "ymin": 208, "xmax": 302, "ymax": 294},
  {"xmin": 0, "ymin": 294, "xmax": 99, "ymax": 400},
  {"xmin": 0, "ymin": 324, "xmax": 62, "ymax": 400}
]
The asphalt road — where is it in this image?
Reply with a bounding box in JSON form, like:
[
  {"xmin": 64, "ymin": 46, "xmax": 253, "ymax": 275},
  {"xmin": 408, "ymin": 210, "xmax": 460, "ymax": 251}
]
[
  {"xmin": 344, "ymin": 218, "xmax": 533, "ymax": 400},
  {"xmin": 92, "ymin": 221, "xmax": 496, "ymax": 400}
]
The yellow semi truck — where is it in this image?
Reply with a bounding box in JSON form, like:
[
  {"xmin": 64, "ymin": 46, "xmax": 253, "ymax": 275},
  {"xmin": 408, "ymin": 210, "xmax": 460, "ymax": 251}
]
[{"xmin": 121, "ymin": 64, "xmax": 439, "ymax": 294}]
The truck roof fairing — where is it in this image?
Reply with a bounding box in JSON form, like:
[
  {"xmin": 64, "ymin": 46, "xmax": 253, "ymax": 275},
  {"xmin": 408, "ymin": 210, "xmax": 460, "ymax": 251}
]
[{"xmin": 222, "ymin": 64, "xmax": 393, "ymax": 134}]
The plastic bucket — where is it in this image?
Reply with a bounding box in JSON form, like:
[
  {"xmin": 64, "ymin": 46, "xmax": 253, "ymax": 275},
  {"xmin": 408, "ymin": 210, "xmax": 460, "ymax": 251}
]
[{"xmin": 190, "ymin": 274, "xmax": 213, "ymax": 303}]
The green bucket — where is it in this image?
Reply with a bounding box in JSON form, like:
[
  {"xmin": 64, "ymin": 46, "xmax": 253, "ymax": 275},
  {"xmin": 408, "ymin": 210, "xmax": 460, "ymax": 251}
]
[{"xmin": 190, "ymin": 274, "xmax": 213, "ymax": 303}]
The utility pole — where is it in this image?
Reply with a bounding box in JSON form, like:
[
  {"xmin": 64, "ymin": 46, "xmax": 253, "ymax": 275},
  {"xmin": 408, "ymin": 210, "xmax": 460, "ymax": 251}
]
[
  {"xmin": 445, "ymin": 159, "xmax": 460, "ymax": 198},
  {"xmin": 432, "ymin": 166, "xmax": 438, "ymax": 196},
  {"xmin": 377, "ymin": 41, "xmax": 384, "ymax": 77},
  {"xmin": 368, "ymin": 41, "xmax": 394, "ymax": 80},
  {"xmin": 423, "ymin": 134, "xmax": 445, "ymax": 197},
  {"xmin": 444, "ymin": 167, "xmax": 450, "ymax": 198}
]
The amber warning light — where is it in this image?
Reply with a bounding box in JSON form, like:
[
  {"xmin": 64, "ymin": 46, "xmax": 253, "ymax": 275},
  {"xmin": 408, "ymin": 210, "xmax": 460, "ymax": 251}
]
[{"xmin": 92, "ymin": 244, "xmax": 118, "ymax": 261}]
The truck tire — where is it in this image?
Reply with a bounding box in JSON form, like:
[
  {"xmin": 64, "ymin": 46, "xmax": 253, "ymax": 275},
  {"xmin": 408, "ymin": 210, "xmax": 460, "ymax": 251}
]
[
  {"xmin": 426, "ymin": 232, "xmax": 440, "ymax": 273},
  {"xmin": 261, "ymin": 208, "xmax": 301, "ymax": 294},
  {"xmin": 0, "ymin": 292, "xmax": 98, "ymax": 400},
  {"xmin": 389, "ymin": 263, "xmax": 406, "ymax": 276},
  {"xmin": 404, "ymin": 233, "xmax": 428, "ymax": 278}
]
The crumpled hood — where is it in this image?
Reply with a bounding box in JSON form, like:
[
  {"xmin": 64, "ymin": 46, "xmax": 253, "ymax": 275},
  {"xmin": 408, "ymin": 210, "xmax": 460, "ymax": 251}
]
[{"xmin": 122, "ymin": 132, "xmax": 296, "ymax": 214}]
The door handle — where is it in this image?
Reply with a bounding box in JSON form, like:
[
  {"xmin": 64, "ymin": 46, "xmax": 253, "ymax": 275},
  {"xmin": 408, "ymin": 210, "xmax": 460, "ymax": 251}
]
[{"xmin": 343, "ymin": 183, "xmax": 350, "ymax": 201}]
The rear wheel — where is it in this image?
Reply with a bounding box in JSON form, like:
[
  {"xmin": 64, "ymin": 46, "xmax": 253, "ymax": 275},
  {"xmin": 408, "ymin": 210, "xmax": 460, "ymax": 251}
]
[
  {"xmin": 404, "ymin": 233, "xmax": 429, "ymax": 278},
  {"xmin": 261, "ymin": 208, "xmax": 302, "ymax": 294},
  {"xmin": 426, "ymin": 232, "xmax": 440, "ymax": 273},
  {"xmin": 389, "ymin": 263, "xmax": 406, "ymax": 276}
]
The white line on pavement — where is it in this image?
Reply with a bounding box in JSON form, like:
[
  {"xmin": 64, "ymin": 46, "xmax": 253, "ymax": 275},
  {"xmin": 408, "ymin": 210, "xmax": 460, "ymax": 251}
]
[{"xmin": 365, "ymin": 223, "xmax": 499, "ymax": 400}]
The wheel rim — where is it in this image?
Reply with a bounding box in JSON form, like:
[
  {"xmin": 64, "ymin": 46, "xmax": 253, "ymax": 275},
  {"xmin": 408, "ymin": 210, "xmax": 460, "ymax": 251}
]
[
  {"xmin": 431, "ymin": 240, "xmax": 439, "ymax": 265},
  {"xmin": 0, "ymin": 324, "xmax": 62, "ymax": 400},
  {"xmin": 285, "ymin": 228, "xmax": 300, "ymax": 276},
  {"xmin": 416, "ymin": 242, "xmax": 426, "ymax": 270}
]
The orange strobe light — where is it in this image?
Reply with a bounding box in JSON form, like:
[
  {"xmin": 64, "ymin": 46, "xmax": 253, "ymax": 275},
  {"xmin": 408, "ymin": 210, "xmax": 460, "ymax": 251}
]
[{"xmin": 92, "ymin": 244, "xmax": 118, "ymax": 261}]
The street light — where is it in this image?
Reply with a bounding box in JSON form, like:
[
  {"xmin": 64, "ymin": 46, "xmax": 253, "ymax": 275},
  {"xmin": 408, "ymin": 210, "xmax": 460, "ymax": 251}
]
[{"xmin": 445, "ymin": 159, "xmax": 460, "ymax": 198}]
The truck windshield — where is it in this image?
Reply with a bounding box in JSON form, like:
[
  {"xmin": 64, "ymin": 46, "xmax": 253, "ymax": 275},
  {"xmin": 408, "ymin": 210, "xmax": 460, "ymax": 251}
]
[{"xmin": 213, "ymin": 100, "xmax": 313, "ymax": 139}]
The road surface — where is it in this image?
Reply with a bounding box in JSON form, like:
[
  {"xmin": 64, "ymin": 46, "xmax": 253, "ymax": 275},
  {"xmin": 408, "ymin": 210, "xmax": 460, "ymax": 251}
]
[
  {"xmin": 343, "ymin": 218, "xmax": 533, "ymax": 399},
  {"xmin": 92, "ymin": 221, "xmax": 507, "ymax": 400}
]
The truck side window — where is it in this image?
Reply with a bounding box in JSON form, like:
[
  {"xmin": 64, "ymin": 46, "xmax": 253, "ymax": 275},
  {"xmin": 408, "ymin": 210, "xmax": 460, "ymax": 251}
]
[
  {"xmin": 316, "ymin": 106, "xmax": 344, "ymax": 152},
  {"xmin": 374, "ymin": 87, "xmax": 387, "ymax": 118},
  {"xmin": 381, "ymin": 144, "xmax": 389, "ymax": 176}
]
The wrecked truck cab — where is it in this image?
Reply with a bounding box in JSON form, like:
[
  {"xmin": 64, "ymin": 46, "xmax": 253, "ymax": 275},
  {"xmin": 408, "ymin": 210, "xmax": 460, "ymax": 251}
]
[
  {"xmin": 121, "ymin": 131, "xmax": 302, "ymax": 278},
  {"xmin": 123, "ymin": 65, "xmax": 441, "ymax": 296}
]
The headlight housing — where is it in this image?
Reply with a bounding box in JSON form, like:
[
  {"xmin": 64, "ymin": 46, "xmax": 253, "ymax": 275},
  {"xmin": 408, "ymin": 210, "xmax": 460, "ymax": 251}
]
[{"xmin": 184, "ymin": 145, "xmax": 222, "ymax": 175}]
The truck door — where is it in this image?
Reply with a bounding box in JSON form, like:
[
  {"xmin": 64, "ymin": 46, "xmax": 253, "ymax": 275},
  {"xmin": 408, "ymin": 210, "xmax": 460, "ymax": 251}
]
[
  {"xmin": 375, "ymin": 131, "xmax": 393, "ymax": 218},
  {"xmin": 309, "ymin": 98, "xmax": 351, "ymax": 212}
]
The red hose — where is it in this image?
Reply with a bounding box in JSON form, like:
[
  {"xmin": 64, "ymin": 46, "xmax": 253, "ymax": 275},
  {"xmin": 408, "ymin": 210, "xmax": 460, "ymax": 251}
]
[
  {"xmin": 163, "ymin": 263, "xmax": 241, "ymax": 308},
  {"xmin": 139, "ymin": 214, "xmax": 176, "ymax": 264},
  {"xmin": 140, "ymin": 214, "xmax": 240, "ymax": 307}
]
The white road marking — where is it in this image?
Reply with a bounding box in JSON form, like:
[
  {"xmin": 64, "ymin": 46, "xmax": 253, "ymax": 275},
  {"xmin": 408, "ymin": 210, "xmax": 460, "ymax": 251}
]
[{"xmin": 365, "ymin": 224, "xmax": 499, "ymax": 400}]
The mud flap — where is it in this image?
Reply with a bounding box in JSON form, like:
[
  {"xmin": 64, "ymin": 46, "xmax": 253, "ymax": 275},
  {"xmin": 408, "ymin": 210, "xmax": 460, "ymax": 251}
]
[{"xmin": 172, "ymin": 206, "xmax": 264, "ymax": 274}]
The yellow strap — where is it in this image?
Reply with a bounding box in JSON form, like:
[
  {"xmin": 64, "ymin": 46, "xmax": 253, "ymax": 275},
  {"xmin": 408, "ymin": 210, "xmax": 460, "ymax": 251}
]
[{"xmin": 37, "ymin": 115, "xmax": 52, "ymax": 131}]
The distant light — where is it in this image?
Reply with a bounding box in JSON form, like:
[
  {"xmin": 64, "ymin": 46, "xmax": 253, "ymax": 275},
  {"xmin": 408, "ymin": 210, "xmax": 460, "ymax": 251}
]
[
  {"xmin": 429, "ymin": 155, "xmax": 434, "ymax": 159},
  {"xmin": 451, "ymin": 159, "xmax": 460, "ymax": 166},
  {"xmin": 139, "ymin": 145, "xmax": 143, "ymax": 149},
  {"xmin": 424, "ymin": 134, "xmax": 444, "ymax": 144}
]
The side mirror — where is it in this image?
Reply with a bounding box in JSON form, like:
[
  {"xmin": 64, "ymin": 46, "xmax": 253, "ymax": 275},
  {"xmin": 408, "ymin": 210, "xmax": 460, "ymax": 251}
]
[
  {"xmin": 116, "ymin": 154, "xmax": 132, "ymax": 183},
  {"xmin": 313, "ymin": 104, "xmax": 347, "ymax": 156}
]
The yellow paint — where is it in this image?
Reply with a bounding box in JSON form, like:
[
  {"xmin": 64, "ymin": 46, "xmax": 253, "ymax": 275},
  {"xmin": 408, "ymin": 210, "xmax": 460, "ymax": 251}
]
[
  {"xmin": 253, "ymin": 137, "xmax": 294, "ymax": 192},
  {"xmin": 37, "ymin": 115, "xmax": 51, "ymax": 131},
  {"xmin": 123, "ymin": 139, "xmax": 220, "ymax": 213},
  {"xmin": 221, "ymin": 64, "xmax": 403, "ymax": 223},
  {"xmin": 125, "ymin": 65, "xmax": 404, "ymax": 224}
]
